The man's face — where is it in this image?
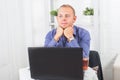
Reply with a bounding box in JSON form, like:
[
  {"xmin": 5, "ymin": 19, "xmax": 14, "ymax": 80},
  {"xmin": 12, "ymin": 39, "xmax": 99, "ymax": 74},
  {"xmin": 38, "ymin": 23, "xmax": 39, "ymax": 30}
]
[{"xmin": 56, "ymin": 7, "xmax": 76, "ymax": 29}]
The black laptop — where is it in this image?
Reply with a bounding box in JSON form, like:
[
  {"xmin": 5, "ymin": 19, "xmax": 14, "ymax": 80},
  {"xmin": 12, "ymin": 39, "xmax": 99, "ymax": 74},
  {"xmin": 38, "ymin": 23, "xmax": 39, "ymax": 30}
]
[{"xmin": 28, "ymin": 47, "xmax": 83, "ymax": 80}]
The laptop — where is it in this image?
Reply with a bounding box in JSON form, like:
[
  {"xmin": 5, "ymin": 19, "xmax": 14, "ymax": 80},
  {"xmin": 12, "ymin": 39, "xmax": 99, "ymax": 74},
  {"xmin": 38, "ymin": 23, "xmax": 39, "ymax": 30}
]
[{"xmin": 28, "ymin": 47, "xmax": 83, "ymax": 80}]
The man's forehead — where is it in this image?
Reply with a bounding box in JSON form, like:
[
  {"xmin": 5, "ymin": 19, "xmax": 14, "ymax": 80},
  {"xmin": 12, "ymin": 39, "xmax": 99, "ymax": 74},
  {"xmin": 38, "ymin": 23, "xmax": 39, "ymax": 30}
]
[
  {"xmin": 59, "ymin": 7, "xmax": 72, "ymax": 11},
  {"xmin": 58, "ymin": 7, "xmax": 73, "ymax": 14}
]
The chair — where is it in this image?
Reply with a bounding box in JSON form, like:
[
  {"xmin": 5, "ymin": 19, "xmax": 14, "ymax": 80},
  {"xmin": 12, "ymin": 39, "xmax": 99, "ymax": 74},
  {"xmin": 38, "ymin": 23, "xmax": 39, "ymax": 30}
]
[{"xmin": 89, "ymin": 50, "xmax": 104, "ymax": 80}]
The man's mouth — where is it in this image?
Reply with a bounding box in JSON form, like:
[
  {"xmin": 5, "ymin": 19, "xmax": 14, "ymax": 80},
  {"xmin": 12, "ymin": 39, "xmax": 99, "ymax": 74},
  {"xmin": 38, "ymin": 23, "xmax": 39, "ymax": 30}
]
[{"xmin": 61, "ymin": 23, "xmax": 67, "ymax": 25}]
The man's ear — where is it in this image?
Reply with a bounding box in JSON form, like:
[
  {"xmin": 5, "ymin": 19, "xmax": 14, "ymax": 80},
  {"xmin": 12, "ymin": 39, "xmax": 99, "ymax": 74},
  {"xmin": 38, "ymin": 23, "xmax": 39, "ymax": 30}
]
[{"xmin": 73, "ymin": 16, "xmax": 77, "ymax": 23}]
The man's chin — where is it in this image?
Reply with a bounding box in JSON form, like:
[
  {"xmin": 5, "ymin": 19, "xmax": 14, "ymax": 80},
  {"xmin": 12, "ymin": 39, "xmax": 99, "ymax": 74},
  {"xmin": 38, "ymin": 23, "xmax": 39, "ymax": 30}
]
[{"xmin": 60, "ymin": 26, "xmax": 67, "ymax": 29}]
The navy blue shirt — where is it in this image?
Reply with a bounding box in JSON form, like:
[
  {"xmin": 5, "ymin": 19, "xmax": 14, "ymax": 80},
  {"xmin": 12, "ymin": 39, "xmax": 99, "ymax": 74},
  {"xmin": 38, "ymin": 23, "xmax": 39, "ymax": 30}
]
[{"xmin": 44, "ymin": 25, "xmax": 91, "ymax": 58}]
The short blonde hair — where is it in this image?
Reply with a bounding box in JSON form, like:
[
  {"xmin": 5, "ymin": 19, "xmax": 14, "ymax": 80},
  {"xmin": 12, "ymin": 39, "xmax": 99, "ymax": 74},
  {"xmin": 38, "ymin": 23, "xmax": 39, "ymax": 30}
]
[{"xmin": 58, "ymin": 4, "xmax": 76, "ymax": 16}]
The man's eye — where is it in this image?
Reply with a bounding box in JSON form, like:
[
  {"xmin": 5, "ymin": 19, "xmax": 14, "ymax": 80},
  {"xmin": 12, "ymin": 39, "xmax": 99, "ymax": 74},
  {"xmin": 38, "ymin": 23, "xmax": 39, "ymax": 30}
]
[
  {"xmin": 58, "ymin": 15, "xmax": 62, "ymax": 17},
  {"xmin": 66, "ymin": 15, "xmax": 70, "ymax": 17}
]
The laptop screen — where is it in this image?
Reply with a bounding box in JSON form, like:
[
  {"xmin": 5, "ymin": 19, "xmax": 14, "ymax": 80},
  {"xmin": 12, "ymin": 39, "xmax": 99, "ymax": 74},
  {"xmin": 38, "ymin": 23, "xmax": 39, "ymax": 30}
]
[{"xmin": 28, "ymin": 47, "xmax": 83, "ymax": 80}]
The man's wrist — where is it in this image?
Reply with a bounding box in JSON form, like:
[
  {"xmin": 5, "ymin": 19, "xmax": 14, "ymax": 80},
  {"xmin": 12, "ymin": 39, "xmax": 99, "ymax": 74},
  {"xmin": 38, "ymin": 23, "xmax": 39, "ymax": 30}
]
[
  {"xmin": 68, "ymin": 36, "xmax": 74, "ymax": 42},
  {"xmin": 54, "ymin": 36, "xmax": 59, "ymax": 42}
]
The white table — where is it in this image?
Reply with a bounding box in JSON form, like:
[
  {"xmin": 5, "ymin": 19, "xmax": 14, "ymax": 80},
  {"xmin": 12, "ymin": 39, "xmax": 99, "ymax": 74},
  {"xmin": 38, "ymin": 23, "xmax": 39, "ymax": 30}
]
[
  {"xmin": 19, "ymin": 67, "xmax": 98, "ymax": 80},
  {"xmin": 113, "ymin": 54, "xmax": 120, "ymax": 80}
]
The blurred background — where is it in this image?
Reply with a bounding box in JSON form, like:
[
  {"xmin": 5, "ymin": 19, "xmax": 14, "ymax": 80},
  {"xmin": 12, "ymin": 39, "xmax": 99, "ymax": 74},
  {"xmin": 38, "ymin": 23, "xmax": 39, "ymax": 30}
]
[{"xmin": 0, "ymin": 0, "xmax": 120, "ymax": 80}]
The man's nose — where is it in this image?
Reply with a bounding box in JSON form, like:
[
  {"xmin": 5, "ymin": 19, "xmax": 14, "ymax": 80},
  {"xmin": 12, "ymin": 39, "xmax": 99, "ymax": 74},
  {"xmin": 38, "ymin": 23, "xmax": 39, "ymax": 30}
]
[{"xmin": 62, "ymin": 16, "xmax": 66, "ymax": 21}]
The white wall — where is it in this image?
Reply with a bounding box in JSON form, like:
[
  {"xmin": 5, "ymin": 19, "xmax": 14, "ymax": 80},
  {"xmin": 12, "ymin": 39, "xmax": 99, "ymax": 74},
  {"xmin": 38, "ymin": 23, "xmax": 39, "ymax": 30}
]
[{"xmin": 99, "ymin": 0, "xmax": 120, "ymax": 80}]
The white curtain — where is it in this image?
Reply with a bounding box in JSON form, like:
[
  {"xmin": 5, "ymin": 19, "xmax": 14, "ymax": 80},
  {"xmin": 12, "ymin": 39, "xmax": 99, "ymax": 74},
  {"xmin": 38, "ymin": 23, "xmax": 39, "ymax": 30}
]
[{"xmin": 0, "ymin": 0, "xmax": 32, "ymax": 80}]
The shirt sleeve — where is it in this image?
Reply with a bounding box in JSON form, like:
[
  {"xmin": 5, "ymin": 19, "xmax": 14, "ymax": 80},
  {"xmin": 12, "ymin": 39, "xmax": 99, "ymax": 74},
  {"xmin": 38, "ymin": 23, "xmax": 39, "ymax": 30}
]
[
  {"xmin": 80, "ymin": 31, "xmax": 91, "ymax": 58},
  {"xmin": 44, "ymin": 31, "xmax": 57, "ymax": 47},
  {"xmin": 66, "ymin": 39, "xmax": 80, "ymax": 47}
]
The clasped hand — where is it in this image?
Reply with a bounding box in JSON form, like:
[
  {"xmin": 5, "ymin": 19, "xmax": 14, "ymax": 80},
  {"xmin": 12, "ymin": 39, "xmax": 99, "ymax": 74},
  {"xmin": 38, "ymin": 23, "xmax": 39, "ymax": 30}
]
[{"xmin": 54, "ymin": 26, "xmax": 74, "ymax": 42}]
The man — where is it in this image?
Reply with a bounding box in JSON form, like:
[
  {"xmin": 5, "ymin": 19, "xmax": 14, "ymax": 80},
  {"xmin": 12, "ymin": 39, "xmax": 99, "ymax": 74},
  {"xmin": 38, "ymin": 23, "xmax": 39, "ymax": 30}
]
[{"xmin": 44, "ymin": 4, "xmax": 91, "ymax": 58}]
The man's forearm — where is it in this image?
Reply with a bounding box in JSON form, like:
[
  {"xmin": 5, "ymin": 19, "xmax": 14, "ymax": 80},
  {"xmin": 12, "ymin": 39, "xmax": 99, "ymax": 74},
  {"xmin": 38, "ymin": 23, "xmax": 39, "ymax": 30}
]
[{"xmin": 44, "ymin": 39, "xmax": 57, "ymax": 47}]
